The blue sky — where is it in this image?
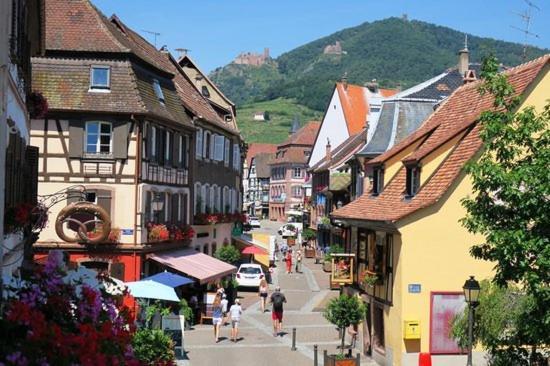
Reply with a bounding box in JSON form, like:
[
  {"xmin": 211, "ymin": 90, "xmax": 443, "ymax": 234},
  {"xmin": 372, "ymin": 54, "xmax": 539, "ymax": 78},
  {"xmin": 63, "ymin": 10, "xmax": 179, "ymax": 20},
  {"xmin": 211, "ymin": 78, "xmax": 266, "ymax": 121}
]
[{"xmin": 93, "ymin": 0, "xmax": 549, "ymax": 73}]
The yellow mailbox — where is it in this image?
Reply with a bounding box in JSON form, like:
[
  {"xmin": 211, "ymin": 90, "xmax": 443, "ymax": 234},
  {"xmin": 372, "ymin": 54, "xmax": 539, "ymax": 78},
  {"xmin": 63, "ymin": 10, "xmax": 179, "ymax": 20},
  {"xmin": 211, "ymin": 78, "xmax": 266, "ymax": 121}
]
[{"xmin": 404, "ymin": 320, "xmax": 421, "ymax": 340}]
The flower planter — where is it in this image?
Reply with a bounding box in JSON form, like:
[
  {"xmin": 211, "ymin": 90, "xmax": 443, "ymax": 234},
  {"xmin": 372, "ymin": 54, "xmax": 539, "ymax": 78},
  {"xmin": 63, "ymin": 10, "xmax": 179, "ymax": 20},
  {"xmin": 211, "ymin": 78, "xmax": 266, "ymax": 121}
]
[
  {"xmin": 304, "ymin": 248, "xmax": 316, "ymax": 258},
  {"xmin": 323, "ymin": 260, "xmax": 332, "ymax": 272},
  {"xmin": 324, "ymin": 353, "xmax": 360, "ymax": 366}
]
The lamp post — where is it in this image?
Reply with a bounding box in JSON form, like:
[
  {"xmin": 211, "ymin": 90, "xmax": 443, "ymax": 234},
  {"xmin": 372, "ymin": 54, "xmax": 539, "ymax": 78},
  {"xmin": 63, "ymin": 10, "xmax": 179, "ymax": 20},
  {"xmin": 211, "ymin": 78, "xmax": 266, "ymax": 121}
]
[{"xmin": 463, "ymin": 275, "xmax": 480, "ymax": 366}]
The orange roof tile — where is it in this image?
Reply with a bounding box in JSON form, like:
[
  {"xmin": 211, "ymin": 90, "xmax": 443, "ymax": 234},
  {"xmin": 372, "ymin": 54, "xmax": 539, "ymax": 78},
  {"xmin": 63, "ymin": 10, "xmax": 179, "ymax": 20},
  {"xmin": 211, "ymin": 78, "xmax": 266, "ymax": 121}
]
[
  {"xmin": 246, "ymin": 143, "xmax": 277, "ymax": 168},
  {"xmin": 332, "ymin": 54, "xmax": 549, "ymax": 223},
  {"xmin": 280, "ymin": 121, "xmax": 321, "ymax": 147},
  {"xmin": 379, "ymin": 88, "xmax": 399, "ymax": 98},
  {"xmin": 336, "ymin": 83, "xmax": 369, "ymax": 135}
]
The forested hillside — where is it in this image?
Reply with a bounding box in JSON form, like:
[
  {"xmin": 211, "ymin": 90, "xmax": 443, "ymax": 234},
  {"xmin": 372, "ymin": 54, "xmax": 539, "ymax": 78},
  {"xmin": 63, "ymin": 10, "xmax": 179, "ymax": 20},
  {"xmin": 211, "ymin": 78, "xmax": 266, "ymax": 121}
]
[{"xmin": 211, "ymin": 17, "xmax": 548, "ymax": 111}]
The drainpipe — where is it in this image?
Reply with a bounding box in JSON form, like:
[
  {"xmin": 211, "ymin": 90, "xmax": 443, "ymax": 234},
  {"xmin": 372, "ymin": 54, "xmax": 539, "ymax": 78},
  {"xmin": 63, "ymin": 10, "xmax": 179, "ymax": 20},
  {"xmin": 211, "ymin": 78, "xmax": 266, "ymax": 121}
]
[{"xmin": 133, "ymin": 115, "xmax": 141, "ymax": 246}]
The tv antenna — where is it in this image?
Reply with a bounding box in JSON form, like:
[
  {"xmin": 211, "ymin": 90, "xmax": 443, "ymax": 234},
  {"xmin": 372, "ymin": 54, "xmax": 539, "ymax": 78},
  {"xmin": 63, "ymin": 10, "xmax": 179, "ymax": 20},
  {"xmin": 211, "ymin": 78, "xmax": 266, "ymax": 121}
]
[
  {"xmin": 175, "ymin": 48, "xmax": 191, "ymax": 58},
  {"xmin": 511, "ymin": 0, "xmax": 540, "ymax": 61},
  {"xmin": 141, "ymin": 29, "xmax": 161, "ymax": 48}
]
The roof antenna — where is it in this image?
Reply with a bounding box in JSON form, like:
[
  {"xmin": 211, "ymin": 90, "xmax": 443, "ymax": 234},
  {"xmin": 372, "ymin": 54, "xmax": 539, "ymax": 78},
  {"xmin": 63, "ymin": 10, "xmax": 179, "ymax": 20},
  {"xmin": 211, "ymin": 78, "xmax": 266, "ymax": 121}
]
[
  {"xmin": 175, "ymin": 48, "xmax": 191, "ymax": 58},
  {"xmin": 511, "ymin": 0, "xmax": 540, "ymax": 61},
  {"xmin": 141, "ymin": 29, "xmax": 161, "ymax": 48}
]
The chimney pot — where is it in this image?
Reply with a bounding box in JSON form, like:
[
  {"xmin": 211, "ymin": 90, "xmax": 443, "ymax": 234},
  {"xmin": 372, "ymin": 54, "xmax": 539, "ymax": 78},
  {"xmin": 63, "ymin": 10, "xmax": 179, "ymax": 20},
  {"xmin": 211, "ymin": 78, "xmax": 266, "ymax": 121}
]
[
  {"xmin": 458, "ymin": 35, "xmax": 469, "ymax": 76},
  {"xmin": 326, "ymin": 138, "xmax": 332, "ymax": 161}
]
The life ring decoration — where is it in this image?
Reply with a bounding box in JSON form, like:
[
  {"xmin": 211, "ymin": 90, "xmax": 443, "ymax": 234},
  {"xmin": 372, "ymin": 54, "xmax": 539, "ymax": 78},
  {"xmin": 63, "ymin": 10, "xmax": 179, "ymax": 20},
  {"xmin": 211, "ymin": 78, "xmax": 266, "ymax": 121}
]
[{"xmin": 55, "ymin": 201, "xmax": 111, "ymax": 244}]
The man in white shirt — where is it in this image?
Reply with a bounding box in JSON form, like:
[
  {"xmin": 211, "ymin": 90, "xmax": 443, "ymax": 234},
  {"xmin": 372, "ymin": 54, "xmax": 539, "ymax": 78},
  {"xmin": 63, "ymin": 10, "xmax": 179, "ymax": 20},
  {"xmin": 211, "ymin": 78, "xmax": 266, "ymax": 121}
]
[{"xmin": 229, "ymin": 299, "xmax": 243, "ymax": 342}]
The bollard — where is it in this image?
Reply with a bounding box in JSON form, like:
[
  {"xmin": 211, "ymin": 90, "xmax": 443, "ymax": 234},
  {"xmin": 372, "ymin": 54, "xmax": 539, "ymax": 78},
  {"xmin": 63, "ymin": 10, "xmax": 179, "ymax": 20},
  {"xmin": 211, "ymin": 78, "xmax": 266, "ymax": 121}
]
[
  {"xmin": 291, "ymin": 327, "xmax": 297, "ymax": 351},
  {"xmin": 313, "ymin": 344, "xmax": 318, "ymax": 366},
  {"xmin": 356, "ymin": 352, "xmax": 361, "ymax": 363}
]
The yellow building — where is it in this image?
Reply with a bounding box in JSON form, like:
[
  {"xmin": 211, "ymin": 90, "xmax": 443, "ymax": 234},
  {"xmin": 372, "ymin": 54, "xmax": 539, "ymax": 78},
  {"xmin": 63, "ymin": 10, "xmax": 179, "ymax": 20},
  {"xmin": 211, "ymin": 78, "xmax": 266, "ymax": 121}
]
[{"xmin": 331, "ymin": 55, "xmax": 550, "ymax": 366}]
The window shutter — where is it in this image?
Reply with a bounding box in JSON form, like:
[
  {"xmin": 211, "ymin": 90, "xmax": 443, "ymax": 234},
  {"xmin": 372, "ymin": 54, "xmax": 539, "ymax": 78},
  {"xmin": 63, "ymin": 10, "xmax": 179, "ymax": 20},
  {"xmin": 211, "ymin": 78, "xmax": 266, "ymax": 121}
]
[
  {"xmin": 196, "ymin": 129, "xmax": 203, "ymax": 158},
  {"xmin": 182, "ymin": 194, "xmax": 188, "ymax": 224},
  {"xmin": 172, "ymin": 132, "xmax": 179, "ymax": 168},
  {"xmin": 113, "ymin": 122, "xmax": 128, "ymax": 159},
  {"xmin": 97, "ymin": 190, "xmax": 112, "ymax": 218},
  {"xmin": 69, "ymin": 120, "xmax": 85, "ymax": 158},
  {"xmin": 158, "ymin": 129, "xmax": 165, "ymax": 165},
  {"xmin": 110, "ymin": 262, "xmax": 125, "ymax": 281},
  {"xmin": 181, "ymin": 135, "xmax": 187, "ymax": 168},
  {"xmin": 224, "ymin": 138, "xmax": 230, "ymax": 166},
  {"xmin": 24, "ymin": 145, "xmax": 39, "ymax": 204},
  {"xmin": 209, "ymin": 133, "xmax": 215, "ymax": 160},
  {"xmin": 171, "ymin": 193, "xmax": 179, "ymax": 223}
]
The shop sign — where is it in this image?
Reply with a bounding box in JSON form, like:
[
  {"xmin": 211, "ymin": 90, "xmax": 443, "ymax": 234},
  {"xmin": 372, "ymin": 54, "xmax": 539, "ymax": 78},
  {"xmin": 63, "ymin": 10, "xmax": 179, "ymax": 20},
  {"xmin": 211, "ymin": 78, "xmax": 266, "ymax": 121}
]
[
  {"xmin": 121, "ymin": 229, "xmax": 134, "ymax": 235},
  {"xmin": 408, "ymin": 284, "xmax": 421, "ymax": 293}
]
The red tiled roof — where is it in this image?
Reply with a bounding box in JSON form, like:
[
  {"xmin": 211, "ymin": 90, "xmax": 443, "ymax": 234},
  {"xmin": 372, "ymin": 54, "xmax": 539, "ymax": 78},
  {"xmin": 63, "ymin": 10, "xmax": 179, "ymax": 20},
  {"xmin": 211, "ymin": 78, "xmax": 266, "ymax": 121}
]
[
  {"xmin": 332, "ymin": 55, "xmax": 549, "ymax": 223},
  {"xmin": 335, "ymin": 84, "xmax": 398, "ymax": 135},
  {"xmin": 271, "ymin": 146, "xmax": 312, "ymax": 165},
  {"xmin": 281, "ymin": 121, "xmax": 321, "ymax": 146},
  {"xmin": 44, "ymin": 0, "xmax": 127, "ymax": 53},
  {"xmin": 310, "ymin": 131, "xmax": 365, "ymax": 172},
  {"xmin": 246, "ymin": 143, "xmax": 277, "ymax": 168}
]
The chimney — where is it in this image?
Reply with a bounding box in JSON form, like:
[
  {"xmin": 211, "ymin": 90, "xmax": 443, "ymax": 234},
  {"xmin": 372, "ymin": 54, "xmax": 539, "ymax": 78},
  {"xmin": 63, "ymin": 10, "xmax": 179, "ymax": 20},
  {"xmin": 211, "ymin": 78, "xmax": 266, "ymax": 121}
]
[
  {"xmin": 458, "ymin": 35, "xmax": 469, "ymax": 76},
  {"xmin": 341, "ymin": 72, "xmax": 348, "ymax": 90},
  {"xmin": 326, "ymin": 138, "xmax": 332, "ymax": 161},
  {"xmin": 160, "ymin": 45, "xmax": 170, "ymax": 54},
  {"xmin": 365, "ymin": 79, "xmax": 379, "ymax": 93}
]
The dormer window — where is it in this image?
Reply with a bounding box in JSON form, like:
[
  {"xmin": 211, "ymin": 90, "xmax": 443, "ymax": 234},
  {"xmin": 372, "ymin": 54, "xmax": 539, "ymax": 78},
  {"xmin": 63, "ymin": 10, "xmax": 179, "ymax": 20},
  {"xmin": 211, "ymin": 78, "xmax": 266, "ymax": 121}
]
[
  {"xmin": 405, "ymin": 165, "xmax": 421, "ymax": 197},
  {"xmin": 90, "ymin": 66, "xmax": 110, "ymax": 90},
  {"xmin": 372, "ymin": 166, "xmax": 384, "ymax": 196},
  {"xmin": 201, "ymin": 85, "xmax": 210, "ymax": 97},
  {"xmin": 153, "ymin": 79, "xmax": 165, "ymax": 104}
]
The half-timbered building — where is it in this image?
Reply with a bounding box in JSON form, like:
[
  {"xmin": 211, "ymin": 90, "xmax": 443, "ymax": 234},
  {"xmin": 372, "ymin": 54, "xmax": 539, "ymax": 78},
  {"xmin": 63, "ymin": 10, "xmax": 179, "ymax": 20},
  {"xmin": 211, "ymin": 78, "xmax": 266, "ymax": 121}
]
[{"xmin": 30, "ymin": 0, "xmax": 197, "ymax": 283}]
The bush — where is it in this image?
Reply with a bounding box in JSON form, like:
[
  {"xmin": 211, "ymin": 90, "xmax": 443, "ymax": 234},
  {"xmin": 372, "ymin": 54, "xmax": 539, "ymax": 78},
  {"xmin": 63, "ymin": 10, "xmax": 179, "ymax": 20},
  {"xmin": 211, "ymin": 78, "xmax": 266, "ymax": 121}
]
[
  {"xmin": 214, "ymin": 244, "xmax": 241, "ymax": 264},
  {"xmin": 302, "ymin": 228, "xmax": 316, "ymax": 242},
  {"xmin": 324, "ymin": 244, "xmax": 345, "ymax": 262},
  {"xmin": 132, "ymin": 329, "xmax": 175, "ymax": 365},
  {"xmin": 179, "ymin": 298, "xmax": 194, "ymax": 326}
]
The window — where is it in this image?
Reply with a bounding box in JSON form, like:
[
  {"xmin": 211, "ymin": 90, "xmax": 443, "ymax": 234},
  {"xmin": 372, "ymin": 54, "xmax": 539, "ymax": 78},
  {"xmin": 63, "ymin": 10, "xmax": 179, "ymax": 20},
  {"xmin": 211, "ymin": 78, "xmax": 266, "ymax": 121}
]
[
  {"xmin": 293, "ymin": 168, "xmax": 302, "ymax": 179},
  {"xmin": 195, "ymin": 183, "xmax": 202, "ymax": 214},
  {"xmin": 201, "ymin": 185, "xmax": 207, "ymax": 213},
  {"xmin": 292, "ymin": 185, "xmax": 302, "ymax": 198},
  {"xmin": 214, "ymin": 135, "xmax": 225, "ymax": 161},
  {"xmin": 196, "ymin": 129, "xmax": 203, "ymax": 158},
  {"xmin": 178, "ymin": 135, "xmax": 183, "ymax": 166},
  {"xmin": 165, "ymin": 130, "xmax": 171, "ymax": 162},
  {"xmin": 151, "ymin": 126, "xmax": 157, "ymax": 160},
  {"xmin": 232, "ymin": 144, "xmax": 240, "ymax": 171},
  {"xmin": 153, "ymin": 79, "xmax": 165, "ymax": 103},
  {"xmin": 90, "ymin": 66, "xmax": 110, "ymax": 90},
  {"xmin": 85, "ymin": 121, "xmax": 112, "ymax": 155},
  {"xmin": 201, "ymin": 85, "xmax": 210, "ymax": 97},
  {"xmin": 224, "ymin": 138, "xmax": 230, "ymax": 166},
  {"xmin": 203, "ymin": 131, "xmax": 211, "ymax": 159},
  {"xmin": 372, "ymin": 167, "xmax": 384, "ymax": 196},
  {"xmin": 406, "ymin": 165, "xmax": 421, "ymax": 197}
]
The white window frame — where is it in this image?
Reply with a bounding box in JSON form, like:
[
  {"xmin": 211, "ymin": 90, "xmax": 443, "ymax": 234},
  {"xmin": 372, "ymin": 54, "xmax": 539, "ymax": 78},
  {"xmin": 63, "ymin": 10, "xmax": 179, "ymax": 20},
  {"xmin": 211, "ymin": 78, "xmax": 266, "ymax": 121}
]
[
  {"xmin": 153, "ymin": 79, "xmax": 165, "ymax": 104},
  {"xmin": 85, "ymin": 121, "xmax": 112, "ymax": 155},
  {"xmin": 196, "ymin": 129, "xmax": 203, "ymax": 158},
  {"xmin": 90, "ymin": 66, "xmax": 110, "ymax": 90},
  {"xmin": 293, "ymin": 167, "xmax": 302, "ymax": 179},
  {"xmin": 214, "ymin": 134, "xmax": 224, "ymax": 161}
]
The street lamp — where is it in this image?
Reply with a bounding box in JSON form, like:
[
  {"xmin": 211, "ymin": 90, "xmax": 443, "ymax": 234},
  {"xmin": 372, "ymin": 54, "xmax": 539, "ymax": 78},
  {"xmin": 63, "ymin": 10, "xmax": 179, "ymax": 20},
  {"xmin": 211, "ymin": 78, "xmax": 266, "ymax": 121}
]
[
  {"xmin": 463, "ymin": 275, "xmax": 480, "ymax": 366},
  {"xmin": 152, "ymin": 193, "xmax": 164, "ymax": 222}
]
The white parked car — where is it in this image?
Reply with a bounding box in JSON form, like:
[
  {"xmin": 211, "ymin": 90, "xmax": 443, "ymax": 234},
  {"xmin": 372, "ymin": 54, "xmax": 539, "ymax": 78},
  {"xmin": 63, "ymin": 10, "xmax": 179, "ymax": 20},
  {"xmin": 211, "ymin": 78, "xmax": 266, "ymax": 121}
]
[
  {"xmin": 249, "ymin": 216, "xmax": 261, "ymax": 228},
  {"xmin": 278, "ymin": 223, "xmax": 298, "ymax": 238},
  {"xmin": 235, "ymin": 264, "xmax": 265, "ymax": 288}
]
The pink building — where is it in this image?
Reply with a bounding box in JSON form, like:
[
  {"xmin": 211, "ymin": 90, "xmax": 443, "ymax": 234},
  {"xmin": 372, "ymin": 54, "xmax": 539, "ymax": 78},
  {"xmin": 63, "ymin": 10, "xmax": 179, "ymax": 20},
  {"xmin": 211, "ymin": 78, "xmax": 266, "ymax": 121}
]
[{"xmin": 269, "ymin": 122, "xmax": 320, "ymax": 221}]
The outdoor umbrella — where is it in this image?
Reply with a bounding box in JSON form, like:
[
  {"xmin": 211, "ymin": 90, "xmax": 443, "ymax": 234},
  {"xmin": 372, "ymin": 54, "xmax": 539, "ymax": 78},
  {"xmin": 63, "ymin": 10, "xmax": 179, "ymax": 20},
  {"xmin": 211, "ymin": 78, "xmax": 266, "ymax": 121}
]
[
  {"xmin": 241, "ymin": 246, "xmax": 267, "ymax": 255},
  {"xmin": 141, "ymin": 271, "xmax": 194, "ymax": 288},
  {"xmin": 125, "ymin": 280, "xmax": 180, "ymax": 302}
]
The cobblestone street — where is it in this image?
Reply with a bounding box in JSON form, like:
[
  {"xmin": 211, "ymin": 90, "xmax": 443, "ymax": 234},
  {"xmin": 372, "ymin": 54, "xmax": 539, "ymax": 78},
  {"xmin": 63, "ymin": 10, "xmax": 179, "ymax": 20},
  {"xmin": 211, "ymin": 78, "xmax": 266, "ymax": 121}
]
[{"xmin": 178, "ymin": 227, "xmax": 377, "ymax": 366}]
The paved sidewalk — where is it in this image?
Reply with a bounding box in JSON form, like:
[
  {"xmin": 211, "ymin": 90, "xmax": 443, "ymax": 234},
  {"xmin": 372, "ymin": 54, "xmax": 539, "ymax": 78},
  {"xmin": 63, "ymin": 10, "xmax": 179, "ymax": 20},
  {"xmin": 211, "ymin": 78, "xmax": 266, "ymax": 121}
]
[{"xmin": 177, "ymin": 254, "xmax": 377, "ymax": 366}]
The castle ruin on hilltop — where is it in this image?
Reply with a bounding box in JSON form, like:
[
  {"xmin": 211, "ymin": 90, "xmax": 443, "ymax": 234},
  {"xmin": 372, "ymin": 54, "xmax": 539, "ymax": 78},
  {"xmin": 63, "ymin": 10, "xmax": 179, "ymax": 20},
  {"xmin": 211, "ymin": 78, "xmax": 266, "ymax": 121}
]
[{"xmin": 234, "ymin": 48, "xmax": 270, "ymax": 66}]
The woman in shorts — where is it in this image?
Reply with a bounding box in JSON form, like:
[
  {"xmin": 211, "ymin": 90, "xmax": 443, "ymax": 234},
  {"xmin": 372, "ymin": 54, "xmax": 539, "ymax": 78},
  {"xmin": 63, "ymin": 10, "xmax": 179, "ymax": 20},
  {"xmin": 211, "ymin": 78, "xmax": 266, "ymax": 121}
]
[
  {"xmin": 258, "ymin": 279, "xmax": 269, "ymax": 312},
  {"xmin": 229, "ymin": 299, "xmax": 243, "ymax": 342},
  {"xmin": 211, "ymin": 293, "xmax": 223, "ymax": 342}
]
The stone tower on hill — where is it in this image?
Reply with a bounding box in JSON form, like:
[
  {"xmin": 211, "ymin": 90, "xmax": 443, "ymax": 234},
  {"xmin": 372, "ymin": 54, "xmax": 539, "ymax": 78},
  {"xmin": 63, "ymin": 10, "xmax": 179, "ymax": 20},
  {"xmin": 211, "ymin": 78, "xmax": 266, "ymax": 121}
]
[{"xmin": 234, "ymin": 48, "xmax": 270, "ymax": 66}]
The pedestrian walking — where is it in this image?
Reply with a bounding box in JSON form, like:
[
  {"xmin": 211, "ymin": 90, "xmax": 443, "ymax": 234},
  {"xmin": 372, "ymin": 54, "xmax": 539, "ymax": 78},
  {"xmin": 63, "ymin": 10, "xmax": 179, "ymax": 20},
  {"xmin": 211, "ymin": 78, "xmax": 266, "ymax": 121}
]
[
  {"xmin": 220, "ymin": 293, "xmax": 229, "ymax": 325},
  {"xmin": 229, "ymin": 299, "xmax": 243, "ymax": 342},
  {"xmin": 285, "ymin": 249, "xmax": 293, "ymax": 274},
  {"xmin": 269, "ymin": 286, "xmax": 287, "ymax": 337},
  {"xmin": 280, "ymin": 242, "xmax": 288, "ymax": 262},
  {"xmin": 295, "ymin": 249, "xmax": 302, "ymax": 273},
  {"xmin": 258, "ymin": 278, "xmax": 269, "ymax": 312},
  {"xmin": 211, "ymin": 293, "xmax": 223, "ymax": 342}
]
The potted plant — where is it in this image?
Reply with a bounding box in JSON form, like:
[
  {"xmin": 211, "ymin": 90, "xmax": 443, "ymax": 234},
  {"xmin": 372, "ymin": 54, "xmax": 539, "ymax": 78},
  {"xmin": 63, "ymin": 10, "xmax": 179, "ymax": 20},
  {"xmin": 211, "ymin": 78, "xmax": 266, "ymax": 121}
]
[
  {"xmin": 323, "ymin": 294, "xmax": 366, "ymax": 366},
  {"xmin": 362, "ymin": 271, "xmax": 379, "ymax": 288},
  {"xmin": 323, "ymin": 244, "xmax": 344, "ymax": 272}
]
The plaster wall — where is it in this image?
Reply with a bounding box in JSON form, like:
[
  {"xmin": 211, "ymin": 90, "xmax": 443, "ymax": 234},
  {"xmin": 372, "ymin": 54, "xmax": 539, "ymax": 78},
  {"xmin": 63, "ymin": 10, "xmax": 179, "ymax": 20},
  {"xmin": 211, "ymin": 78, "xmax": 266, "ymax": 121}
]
[
  {"xmin": 309, "ymin": 89, "xmax": 348, "ymax": 167},
  {"xmin": 191, "ymin": 222, "xmax": 233, "ymax": 256},
  {"xmin": 419, "ymin": 131, "xmax": 466, "ymax": 187}
]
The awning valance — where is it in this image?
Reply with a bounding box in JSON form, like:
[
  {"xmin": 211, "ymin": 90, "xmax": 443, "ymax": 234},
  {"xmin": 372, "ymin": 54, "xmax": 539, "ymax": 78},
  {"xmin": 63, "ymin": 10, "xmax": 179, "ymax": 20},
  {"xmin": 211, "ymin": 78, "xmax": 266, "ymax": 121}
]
[{"xmin": 148, "ymin": 249, "xmax": 237, "ymax": 285}]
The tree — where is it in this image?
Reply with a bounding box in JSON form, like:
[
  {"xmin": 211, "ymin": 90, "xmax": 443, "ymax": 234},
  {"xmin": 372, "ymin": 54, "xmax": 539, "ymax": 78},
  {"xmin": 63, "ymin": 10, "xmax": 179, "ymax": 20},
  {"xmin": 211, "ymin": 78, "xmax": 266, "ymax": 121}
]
[
  {"xmin": 323, "ymin": 294, "xmax": 366, "ymax": 356},
  {"xmin": 460, "ymin": 55, "xmax": 550, "ymax": 363},
  {"xmin": 214, "ymin": 244, "xmax": 241, "ymax": 265}
]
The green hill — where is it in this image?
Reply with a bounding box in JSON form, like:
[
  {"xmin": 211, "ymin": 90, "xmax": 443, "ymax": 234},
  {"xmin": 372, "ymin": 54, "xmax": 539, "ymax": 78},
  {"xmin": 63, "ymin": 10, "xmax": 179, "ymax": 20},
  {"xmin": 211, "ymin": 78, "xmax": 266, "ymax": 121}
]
[
  {"xmin": 237, "ymin": 98, "xmax": 322, "ymax": 144},
  {"xmin": 211, "ymin": 17, "xmax": 548, "ymax": 111}
]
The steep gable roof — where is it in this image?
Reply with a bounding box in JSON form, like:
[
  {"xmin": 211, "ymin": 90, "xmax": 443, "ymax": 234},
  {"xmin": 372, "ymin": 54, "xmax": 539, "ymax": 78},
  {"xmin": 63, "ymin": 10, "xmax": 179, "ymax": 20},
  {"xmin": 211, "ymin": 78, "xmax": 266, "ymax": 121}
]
[
  {"xmin": 246, "ymin": 143, "xmax": 277, "ymax": 168},
  {"xmin": 280, "ymin": 121, "xmax": 321, "ymax": 147},
  {"xmin": 310, "ymin": 131, "xmax": 365, "ymax": 172},
  {"xmin": 252, "ymin": 152, "xmax": 274, "ymax": 178},
  {"xmin": 335, "ymin": 83, "xmax": 398, "ymax": 135},
  {"xmin": 332, "ymin": 55, "xmax": 549, "ymax": 223}
]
